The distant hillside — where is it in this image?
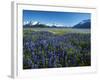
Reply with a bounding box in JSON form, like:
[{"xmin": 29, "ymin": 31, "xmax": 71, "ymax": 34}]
[{"xmin": 73, "ymin": 19, "xmax": 91, "ymax": 28}]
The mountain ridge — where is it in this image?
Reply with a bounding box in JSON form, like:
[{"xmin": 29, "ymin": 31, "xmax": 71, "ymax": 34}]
[
  {"xmin": 23, "ymin": 19, "xmax": 91, "ymax": 28},
  {"xmin": 73, "ymin": 19, "xmax": 91, "ymax": 28}
]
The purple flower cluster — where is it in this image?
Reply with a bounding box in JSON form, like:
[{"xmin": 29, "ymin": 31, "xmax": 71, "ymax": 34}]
[{"xmin": 23, "ymin": 31, "xmax": 91, "ymax": 69}]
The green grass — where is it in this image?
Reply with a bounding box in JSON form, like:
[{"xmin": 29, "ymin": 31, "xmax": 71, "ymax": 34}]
[{"xmin": 23, "ymin": 28, "xmax": 90, "ymax": 35}]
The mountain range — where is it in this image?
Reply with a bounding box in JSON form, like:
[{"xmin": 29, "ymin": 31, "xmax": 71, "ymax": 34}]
[
  {"xmin": 23, "ymin": 19, "xmax": 91, "ymax": 28},
  {"xmin": 73, "ymin": 19, "xmax": 91, "ymax": 28}
]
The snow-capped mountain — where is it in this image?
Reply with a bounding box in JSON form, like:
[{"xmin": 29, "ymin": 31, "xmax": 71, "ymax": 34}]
[
  {"xmin": 73, "ymin": 19, "xmax": 91, "ymax": 28},
  {"xmin": 78, "ymin": 19, "xmax": 90, "ymax": 25},
  {"xmin": 23, "ymin": 21, "xmax": 29, "ymax": 25},
  {"xmin": 24, "ymin": 21, "xmax": 40, "ymax": 26},
  {"xmin": 23, "ymin": 20, "xmax": 66, "ymax": 28},
  {"xmin": 29, "ymin": 21, "xmax": 40, "ymax": 26}
]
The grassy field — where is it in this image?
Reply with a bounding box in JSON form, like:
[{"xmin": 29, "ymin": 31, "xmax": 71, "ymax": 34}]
[{"xmin": 23, "ymin": 28, "xmax": 90, "ymax": 36}]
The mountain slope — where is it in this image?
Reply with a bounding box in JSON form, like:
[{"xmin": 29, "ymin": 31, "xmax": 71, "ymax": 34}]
[{"xmin": 73, "ymin": 19, "xmax": 91, "ymax": 28}]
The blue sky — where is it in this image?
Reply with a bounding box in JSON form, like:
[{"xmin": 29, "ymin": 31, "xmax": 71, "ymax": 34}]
[{"xmin": 23, "ymin": 10, "xmax": 91, "ymax": 27}]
